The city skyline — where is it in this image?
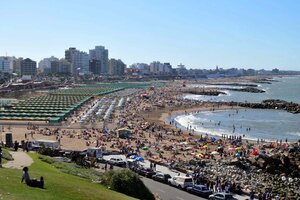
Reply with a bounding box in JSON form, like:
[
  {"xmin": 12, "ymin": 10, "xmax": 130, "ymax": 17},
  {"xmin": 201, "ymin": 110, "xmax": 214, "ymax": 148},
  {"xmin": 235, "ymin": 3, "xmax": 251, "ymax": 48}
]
[{"xmin": 1, "ymin": 0, "xmax": 300, "ymax": 70}]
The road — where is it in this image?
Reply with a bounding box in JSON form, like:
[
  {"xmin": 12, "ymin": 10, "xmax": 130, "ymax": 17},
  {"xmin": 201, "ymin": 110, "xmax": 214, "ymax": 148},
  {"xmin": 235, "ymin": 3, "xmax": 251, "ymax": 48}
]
[
  {"xmin": 101, "ymin": 155, "xmax": 250, "ymax": 200},
  {"xmin": 141, "ymin": 177, "xmax": 206, "ymax": 200}
]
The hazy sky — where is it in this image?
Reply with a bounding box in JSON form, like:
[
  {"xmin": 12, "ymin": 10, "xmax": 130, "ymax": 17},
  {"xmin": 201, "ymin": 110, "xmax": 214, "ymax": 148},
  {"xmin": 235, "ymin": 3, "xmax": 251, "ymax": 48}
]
[{"xmin": 1, "ymin": 0, "xmax": 300, "ymax": 70}]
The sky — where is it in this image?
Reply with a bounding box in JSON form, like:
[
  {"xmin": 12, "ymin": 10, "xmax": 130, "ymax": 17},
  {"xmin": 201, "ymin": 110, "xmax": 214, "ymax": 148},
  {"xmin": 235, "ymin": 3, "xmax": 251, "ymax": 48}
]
[{"xmin": 1, "ymin": 0, "xmax": 300, "ymax": 70}]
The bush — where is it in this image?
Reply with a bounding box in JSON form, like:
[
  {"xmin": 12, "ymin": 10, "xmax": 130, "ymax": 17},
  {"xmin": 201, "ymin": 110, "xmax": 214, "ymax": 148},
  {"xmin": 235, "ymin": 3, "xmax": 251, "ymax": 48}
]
[
  {"xmin": 38, "ymin": 155, "xmax": 101, "ymax": 181},
  {"xmin": 101, "ymin": 169, "xmax": 155, "ymax": 200},
  {"xmin": 66, "ymin": 151, "xmax": 90, "ymax": 168},
  {"xmin": 2, "ymin": 148, "xmax": 13, "ymax": 161},
  {"xmin": 38, "ymin": 146, "xmax": 55, "ymax": 157}
]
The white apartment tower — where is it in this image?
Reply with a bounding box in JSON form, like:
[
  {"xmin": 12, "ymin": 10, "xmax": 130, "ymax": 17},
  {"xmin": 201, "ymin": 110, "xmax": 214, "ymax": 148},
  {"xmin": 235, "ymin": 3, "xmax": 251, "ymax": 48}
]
[
  {"xmin": 65, "ymin": 48, "xmax": 89, "ymax": 74},
  {"xmin": 0, "ymin": 57, "xmax": 13, "ymax": 73},
  {"xmin": 89, "ymin": 46, "xmax": 109, "ymax": 75},
  {"xmin": 38, "ymin": 56, "xmax": 59, "ymax": 73},
  {"xmin": 73, "ymin": 51, "xmax": 89, "ymax": 74}
]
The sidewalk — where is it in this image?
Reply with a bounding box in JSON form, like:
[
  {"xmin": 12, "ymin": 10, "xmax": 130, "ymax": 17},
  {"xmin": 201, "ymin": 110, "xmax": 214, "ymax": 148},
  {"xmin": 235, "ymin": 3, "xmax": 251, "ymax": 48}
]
[{"xmin": 3, "ymin": 151, "xmax": 33, "ymax": 169}]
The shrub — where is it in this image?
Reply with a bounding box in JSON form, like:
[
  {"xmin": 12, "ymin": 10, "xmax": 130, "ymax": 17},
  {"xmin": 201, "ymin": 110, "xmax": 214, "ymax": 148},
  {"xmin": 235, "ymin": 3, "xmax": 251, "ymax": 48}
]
[
  {"xmin": 38, "ymin": 146, "xmax": 55, "ymax": 157},
  {"xmin": 101, "ymin": 169, "xmax": 155, "ymax": 200},
  {"xmin": 2, "ymin": 148, "xmax": 13, "ymax": 161}
]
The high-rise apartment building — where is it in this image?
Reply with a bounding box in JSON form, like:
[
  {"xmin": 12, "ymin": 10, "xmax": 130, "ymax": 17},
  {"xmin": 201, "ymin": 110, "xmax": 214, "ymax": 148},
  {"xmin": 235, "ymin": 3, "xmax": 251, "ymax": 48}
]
[
  {"xmin": 73, "ymin": 51, "xmax": 89, "ymax": 74},
  {"xmin": 21, "ymin": 58, "xmax": 37, "ymax": 76},
  {"xmin": 65, "ymin": 47, "xmax": 77, "ymax": 74},
  {"xmin": 108, "ymin": 58, "xmax": 126, "ymax": 76},
  {"xmin": 38, "ymin": 56, "xmax": 59, "ymax": 73},
  {"xmin": 49, "ymin": 59, "xmax": 71, "ymax": 74},
  {"xmin": 89, "ymin": 59, "xmax": 101, "ymax": 75},
  {"xmin": 65, "ymin": 47, "xmax": 89, "ymax": 74},
  {"xmin": 0, "ymin": 57, "xmax": 13, "ymax": 73},
  {"xmin": 50, "ymin": 60, "xmax": 59, "ymax": 74},
  {"xmin": 89, "ymin": 46, "xmax": 108, "ymax": 75},
  {"xmin": 65, "ymin": 47, "xmax": 77, "ymax": 63},
  {"xmin": 150, "ymin": 61, "xmax": 172, "ymax": 74},
  {"xmin": 13, "ymin": 57, "xmax": 23, "ymax": 75},
  {"xmin": 58, "ymin": 59, "xmax": 71, "ymax": 74}
]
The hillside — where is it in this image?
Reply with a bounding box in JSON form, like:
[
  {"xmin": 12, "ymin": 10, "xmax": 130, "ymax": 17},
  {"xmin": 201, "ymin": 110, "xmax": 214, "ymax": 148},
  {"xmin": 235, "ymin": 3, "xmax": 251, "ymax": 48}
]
[{"xmin": 0, "ymin": 153, "xmax": 136, "ymax": 200}]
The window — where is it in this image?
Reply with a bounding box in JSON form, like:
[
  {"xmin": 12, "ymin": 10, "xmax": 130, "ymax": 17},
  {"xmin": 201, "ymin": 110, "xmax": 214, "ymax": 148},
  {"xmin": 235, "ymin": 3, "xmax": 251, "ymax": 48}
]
[
  {"xmin": 225, "ymin": 195, "xmax": 233, "ymax": 200},
  {"xmin": 201, "ymin": 186, "xmax": 209, "ymax": 191},
  {"xmin": 184, "ymin": 178, "xmax": 193, "ymax": 183}
]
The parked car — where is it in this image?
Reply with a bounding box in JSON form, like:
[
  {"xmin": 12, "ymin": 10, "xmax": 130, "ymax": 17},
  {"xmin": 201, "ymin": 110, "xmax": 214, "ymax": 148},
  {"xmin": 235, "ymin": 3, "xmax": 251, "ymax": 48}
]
[
  {"xmin": 208, "ymin": 192, "xmax": 237, "ymax": 200},
  {"xmin": 136, "ymin": 167, "xmax": 156, "ymax": 178},
  {"xmin": 152, "ymin": 172, "xmax": 172, "ymax": 183},
  {"xmin": 108, "ymin": 158, "xmax": 126, "ymax": 167},
  {"xmin": 186, "ymin": 184, "xmax": 213, "ymax": 198},
  {"xmin": 167, "ymin": 176, "xmax": 193, "ymax": 189}
]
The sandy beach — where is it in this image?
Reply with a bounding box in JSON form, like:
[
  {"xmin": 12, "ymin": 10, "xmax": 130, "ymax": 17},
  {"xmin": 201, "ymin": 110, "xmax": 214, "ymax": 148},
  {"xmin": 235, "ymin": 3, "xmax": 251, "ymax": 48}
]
[{"xmin": 1, "ymin": 79, "xmax": 300, "ymax": 199}]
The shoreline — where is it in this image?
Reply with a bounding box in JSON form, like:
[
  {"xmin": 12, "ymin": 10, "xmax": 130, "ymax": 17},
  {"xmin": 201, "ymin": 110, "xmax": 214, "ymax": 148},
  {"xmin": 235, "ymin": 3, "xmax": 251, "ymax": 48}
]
[{"xmin": 146, "ymin": 104, "xmax": 299, "ymax": 143}]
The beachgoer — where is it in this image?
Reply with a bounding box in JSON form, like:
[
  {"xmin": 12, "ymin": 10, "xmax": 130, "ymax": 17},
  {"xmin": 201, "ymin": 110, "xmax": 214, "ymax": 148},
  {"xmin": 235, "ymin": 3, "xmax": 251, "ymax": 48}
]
[
  {"xmin": 250, "ymin": 190, "xmax": 255, "ymax": 200},
  {"xmin": 21, "ymin": 167, "xmax": 44, "ymax": 188},
  {"xmin": 21, "ymin": 167, "xmax": 31, "ymax": 185},
  {"xmin": 14, "ymin": 141, "xmax": 19, "ymax": 151}
]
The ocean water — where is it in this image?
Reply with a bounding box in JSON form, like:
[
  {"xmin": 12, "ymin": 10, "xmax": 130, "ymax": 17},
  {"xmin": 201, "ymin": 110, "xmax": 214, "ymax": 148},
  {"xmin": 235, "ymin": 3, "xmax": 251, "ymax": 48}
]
[
  {"xmin": 173, "ymin": 109, "xmax": 300, "ymax": 141},
  {"xmin": 184, "ymin": 76, "xmax": 300, "ymax": 103},
  {"xmin": 176, "ymin": 76, "xmax": 300, "ymax": 141}
]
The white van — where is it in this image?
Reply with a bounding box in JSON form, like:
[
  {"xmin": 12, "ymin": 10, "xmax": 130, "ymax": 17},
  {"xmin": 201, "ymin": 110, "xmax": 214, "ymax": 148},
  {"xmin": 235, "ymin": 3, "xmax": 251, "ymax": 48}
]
[
  {"xmin": 85, "ymin": 147, "xmax": 107, "ymax": 159},
  {"xmin": 168, "ymin": 176, "xmax": 194, "ymax": 189},
  {"xmin": 32, "ymin": 139, "xmax": 59, "ymax": 149}
]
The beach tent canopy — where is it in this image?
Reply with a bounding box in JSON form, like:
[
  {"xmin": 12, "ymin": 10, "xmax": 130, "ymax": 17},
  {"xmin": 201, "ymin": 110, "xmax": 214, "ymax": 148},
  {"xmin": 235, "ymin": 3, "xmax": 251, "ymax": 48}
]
[
  {"xmin": 129, "ymin": 155, "xmax": 144, "ymax": 162},
  {"xmin": 211, "ymin": 151, "xmax": 219, "ymax": 155}
]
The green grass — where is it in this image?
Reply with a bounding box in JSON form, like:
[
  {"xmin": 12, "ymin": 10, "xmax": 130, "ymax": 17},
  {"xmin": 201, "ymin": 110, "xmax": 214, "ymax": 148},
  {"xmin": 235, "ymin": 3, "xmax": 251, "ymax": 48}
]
[{"xmin": 0, "ymin": 153, "xmax": 136, "ymax": 200}]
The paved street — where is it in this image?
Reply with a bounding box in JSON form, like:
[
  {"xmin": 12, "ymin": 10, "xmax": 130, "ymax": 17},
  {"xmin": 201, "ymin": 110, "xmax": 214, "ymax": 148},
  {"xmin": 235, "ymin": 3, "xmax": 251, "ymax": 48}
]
[
  {"xmin": 141, "ymin": 177, "xmax": 206, "ymax": 200},
  {"xmin": 102, "ymin": 155, "xmax": 250, "ymax": 200}
]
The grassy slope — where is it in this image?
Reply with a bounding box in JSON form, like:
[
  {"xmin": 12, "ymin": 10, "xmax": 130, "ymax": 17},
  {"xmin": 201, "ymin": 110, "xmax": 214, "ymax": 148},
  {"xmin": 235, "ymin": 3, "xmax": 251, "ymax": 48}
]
[{"xmin": 0, "ymin": 153, "xmax": 136, "ymax": 200}]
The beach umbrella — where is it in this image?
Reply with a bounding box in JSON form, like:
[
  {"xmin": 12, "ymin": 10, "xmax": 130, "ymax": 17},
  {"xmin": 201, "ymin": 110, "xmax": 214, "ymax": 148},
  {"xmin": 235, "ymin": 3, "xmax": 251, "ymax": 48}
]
[
  {"xmin": 252, "ymin": 149, "xmax": 259, "ymax": 156},
  {"xmin": 211, "ymin": 151, "xmax": 219, "ymax": 155},
  {"xmin": 130, "ymin": 155, "xmax": 137, "ymax": 159},
  {"xmin": 135, "ymin": 156, "xmax": 144, "ymax": 162},
  {"xmin": 195, "ymin": 153, "xmax": 204, "ymax": 159}
]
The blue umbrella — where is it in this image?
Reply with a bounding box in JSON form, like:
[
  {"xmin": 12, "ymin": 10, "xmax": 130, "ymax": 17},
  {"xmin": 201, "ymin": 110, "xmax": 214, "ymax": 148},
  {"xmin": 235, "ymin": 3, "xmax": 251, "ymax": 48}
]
[{"xmin": 135, "ymin": 156, "xmax": 144, "ymax": 162}]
